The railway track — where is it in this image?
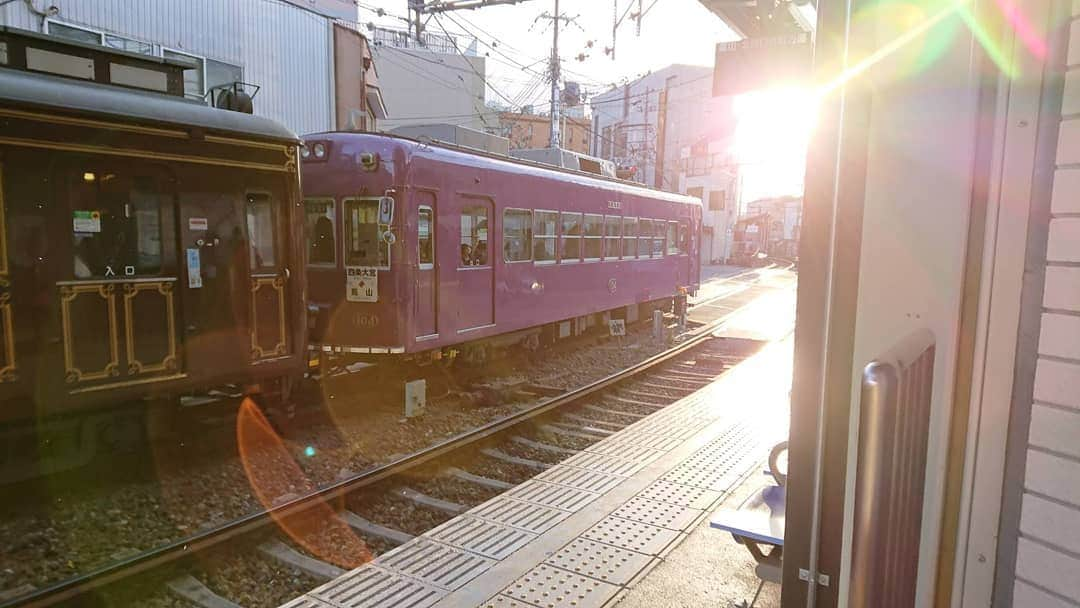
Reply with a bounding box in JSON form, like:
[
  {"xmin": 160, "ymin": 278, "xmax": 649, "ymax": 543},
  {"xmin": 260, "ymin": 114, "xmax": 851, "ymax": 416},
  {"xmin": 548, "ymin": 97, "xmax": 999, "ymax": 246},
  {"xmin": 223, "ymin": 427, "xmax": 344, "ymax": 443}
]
[{"xmin": 0, "ymin": 270, "xmax": 783, "ymax": 608}]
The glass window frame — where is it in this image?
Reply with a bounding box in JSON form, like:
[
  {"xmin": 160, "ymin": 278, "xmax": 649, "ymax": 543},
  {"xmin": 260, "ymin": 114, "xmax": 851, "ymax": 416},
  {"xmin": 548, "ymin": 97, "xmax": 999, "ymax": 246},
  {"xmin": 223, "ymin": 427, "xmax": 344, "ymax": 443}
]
[
  {"xmin": 533, "ymin": 209, "xmax": 558, "ymax": 265},
  {"xmin": 418, "ymin": 205, "xmax": 434, "ymax": 269},
  {"xmin": 604, "ymin": 214, "xmax": 621, "ymax": 261},
  {"xmin": 503, "ymin": 207, "xmax": 533, "ymax": 263},
  {"xmin": 342, "ymin": 196, "xmax": 391, "ymax": 269},
  {"xmin": 667, "ymin": 221, "xmax": 679, "ymax": 255},
  {"xmin": 637, "ymin": 218, "xmax": 653, "ymax": 258},
  {"xmin": 303, "ymin": 197, "xmax": 337, "ymax": 268},
  {"xmin": 559, "ymin": 211, "xmax": 584, "ymax": 264},
  {"xmin": 459, "ymin": 204, "xmax": 490, "ymax": 268},
  {"xmin": 652, "ymin": 220, "xmax": 666, "ymax": 258},
  {"xmin": 621, "ymin": 216, "xmax": 638, "ymax": 260},
  {"xmin": 246, "ymin": 190, "xmax": 279, "ymax": 274},
  {"xmin": 582, "ymin": 213, "xmax": 603, "ymax": 262},
  {"xmin": 163, "ymin": 47, "xmax": 207, "ymax": 100}
]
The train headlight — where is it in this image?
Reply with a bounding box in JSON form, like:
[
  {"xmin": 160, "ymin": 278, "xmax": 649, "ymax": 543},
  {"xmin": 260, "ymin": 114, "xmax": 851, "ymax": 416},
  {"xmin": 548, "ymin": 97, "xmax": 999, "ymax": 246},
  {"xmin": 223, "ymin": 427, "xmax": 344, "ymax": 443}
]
[
  {"xmin": 312, "ymin": 142, "xmax": 327, "ymax": 159},
  {"xmin": 299, "ymin": 145, "xmax": 311, "ymax": 159}
]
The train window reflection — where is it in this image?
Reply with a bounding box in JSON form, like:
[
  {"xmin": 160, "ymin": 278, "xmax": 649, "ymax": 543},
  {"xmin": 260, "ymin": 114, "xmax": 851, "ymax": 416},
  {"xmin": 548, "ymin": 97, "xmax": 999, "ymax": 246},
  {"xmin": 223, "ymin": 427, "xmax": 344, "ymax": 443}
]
[
  {"xmin": 534, "ymin": 210, "xmax": 557, "ymax": 263},
  {"xmin": 68, "ymin": 170, "xmax": 163, "ymax": 279},
  {"xmin": 460, "ymin": 205, "xmax": 488, "ymax": 267},
  {"xmin": 304, "ymin": 198, "xmax": 335, "ymax": 267},
  {"xmin": 344, "ymin": 198, "xmax": 389, "ymax": 268},
  {"xmin": 583, "ymin": 214, "xmax": 603, "ymax": 261},
  {"xmin": 246, "ymin": 193, "xmax": 277, "ymax": 271},
  {"xmin": 503, "ymin": 208, "xmax": 531, "ymax": 263},
  {"xmin": 560, "ymin": 212, "xmax": 582, "ymax": 263},
  {"xmin": 418, "ymin": 206, "xmax": 434, "ymax": 266},
  {"xmin": 622, "ymin": 217, "xmax": 638, "ymax": 259},
  {"xmin": 604, "ymin": 215, "xmax": 621, "ymax": 260}
]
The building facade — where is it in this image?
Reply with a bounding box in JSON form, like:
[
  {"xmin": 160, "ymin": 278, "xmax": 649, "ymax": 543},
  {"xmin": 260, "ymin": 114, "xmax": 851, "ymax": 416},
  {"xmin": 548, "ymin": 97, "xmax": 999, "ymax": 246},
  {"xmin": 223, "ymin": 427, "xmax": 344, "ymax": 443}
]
[
  {"xmin": 496, "ymin": 112, "xmax": 590, "ymax": 155},
  {"xmin": 0, "ymin": 0, "xmax": 386, "ymax": 136}
]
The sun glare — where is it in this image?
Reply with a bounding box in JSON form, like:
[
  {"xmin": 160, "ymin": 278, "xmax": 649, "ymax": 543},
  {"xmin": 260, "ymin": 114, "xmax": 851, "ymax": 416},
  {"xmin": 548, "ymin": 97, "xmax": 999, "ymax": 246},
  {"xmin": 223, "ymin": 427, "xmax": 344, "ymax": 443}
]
[{"xmin": 733, "ymin": 87, "xmax": 818, "ymax": 201}]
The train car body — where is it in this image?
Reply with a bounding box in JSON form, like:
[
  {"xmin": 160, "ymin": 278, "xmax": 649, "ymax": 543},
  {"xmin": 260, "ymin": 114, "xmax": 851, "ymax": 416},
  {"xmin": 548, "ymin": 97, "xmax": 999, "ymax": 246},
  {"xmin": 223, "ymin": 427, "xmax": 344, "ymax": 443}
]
[
  {"xmin": 301, "ymin": 132, "xmax": 702, "ymax": 360},
  {"xmin": 0, "ymin": 27, "xmax": 306, "ymax": 425}
]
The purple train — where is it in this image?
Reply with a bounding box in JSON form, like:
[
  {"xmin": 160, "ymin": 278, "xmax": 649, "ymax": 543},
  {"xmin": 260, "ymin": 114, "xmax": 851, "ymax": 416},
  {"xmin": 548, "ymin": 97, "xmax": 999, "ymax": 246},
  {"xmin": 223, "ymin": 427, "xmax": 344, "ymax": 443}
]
[{"xmin": 300, "ymin": 132, "xmax": 702, "ymax": 364}]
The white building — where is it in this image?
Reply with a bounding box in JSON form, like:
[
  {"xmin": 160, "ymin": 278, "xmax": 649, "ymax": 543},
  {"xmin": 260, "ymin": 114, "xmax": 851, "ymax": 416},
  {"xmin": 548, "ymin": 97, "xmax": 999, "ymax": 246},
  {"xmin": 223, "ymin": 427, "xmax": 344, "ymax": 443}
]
[{"xmin": 0, "ymin": 0, "xmax": 387, "ymax": 136}]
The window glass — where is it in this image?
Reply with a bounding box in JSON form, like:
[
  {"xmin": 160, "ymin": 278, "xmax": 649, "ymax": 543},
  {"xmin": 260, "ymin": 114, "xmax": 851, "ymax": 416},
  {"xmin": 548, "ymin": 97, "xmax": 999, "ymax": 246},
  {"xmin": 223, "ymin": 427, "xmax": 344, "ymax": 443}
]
[
  {"xmin": 344, "ymin": 198, "xmax": 389, "ymax": 267},
  {"xmin": 604, "ymin": 215, "xmax": 621, "ymax": 260},
  {"xmin": 667, "ymin": 221, "xmax": 679, "ymax": 255},
  {"xmin": 534, "ymin": 210, "xmax": 557, "ymax": 262},
  {"xmin": 583, "ymin": 213, "xmax": 603, "ymax": 260},
  {"xmin": 70, "ymin": 170, "xmax": 163, "ymax": 279},
  {"xmin": 652, "ymin": 220, "xmax": 666, "ymax": 258},
  {"xmin": 164, "ymin": 50, "xmax": 205, "ymax": 99},
  {"xmin": 206, "ymin": 58, "xmax": 243, "ymax": 91},
  {"xmin": 48, "ymin": 22, "xmax": 102, "ymax": 45},
  {"xmin": 246, "ymin": 193, "xmax": 277, "ymax": 271},
  {"xmin": 418, "ymin": 207, "xmax": 434, "ymax": 265},
  {"xmin": 638, "ymin": 219, "xmax": 653, "ymax": 257},
  {"xmin": 622, "ymin": 217, "xmax": 638, "ymax": 259},
  {"xmin": 677, "ymin": 221, "xmax": 689, "ymax": 254},
  {"xmin": 104, "ymin": 34, "xmax": 153, "ymax": 55},
  {"xmin": 460, "ymin": 205, "xmax": 489, "ymax": 266},
  {"xmin": 304, "ymin": 198, "xmax": 335, "ymax": 266},
  {"xmin": 560, "ymin": 212, "xmax": 583, "ymax": 262},
  {"xmin": 503, "ymin": 209, "xmax": 532, "ymax": 262}
]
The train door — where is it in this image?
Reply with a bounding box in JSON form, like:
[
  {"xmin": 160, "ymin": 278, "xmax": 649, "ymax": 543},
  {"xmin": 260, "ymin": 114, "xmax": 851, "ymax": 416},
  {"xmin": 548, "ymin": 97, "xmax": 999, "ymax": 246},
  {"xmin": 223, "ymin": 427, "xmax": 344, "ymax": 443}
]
[
  {"xmin": 415, "ymin": 194, "xmax": 437, "ymax": 339},
  {"xmin": 58, "ymin": 158, "xmax": 182, "ymax": 389},
  {"xmin": 245, "ymin": 191, "xmax": 291, "ymax": 361},
  {"xmin": 451, "ymin": 195, "xmax": 495, "ymax": 332}
]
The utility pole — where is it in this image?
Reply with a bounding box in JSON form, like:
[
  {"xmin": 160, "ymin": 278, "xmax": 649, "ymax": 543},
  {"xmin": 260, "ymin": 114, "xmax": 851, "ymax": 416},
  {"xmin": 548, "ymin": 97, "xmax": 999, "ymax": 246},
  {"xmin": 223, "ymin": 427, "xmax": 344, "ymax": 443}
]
[
  {"xmin": 550, "ymin": 0, "xmax": 561, "ymax": 148},
  {"xmin": 654, "ymin": 75, "xmax": 675, "ymax": 189}
]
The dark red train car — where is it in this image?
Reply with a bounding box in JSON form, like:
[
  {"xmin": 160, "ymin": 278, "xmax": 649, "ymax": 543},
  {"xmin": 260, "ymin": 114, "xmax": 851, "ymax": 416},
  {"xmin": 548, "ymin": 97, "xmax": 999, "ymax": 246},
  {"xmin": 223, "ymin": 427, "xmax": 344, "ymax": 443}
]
[{"xmin": 301, "ymin": 132, "xmax": 701, "ymax": 363}]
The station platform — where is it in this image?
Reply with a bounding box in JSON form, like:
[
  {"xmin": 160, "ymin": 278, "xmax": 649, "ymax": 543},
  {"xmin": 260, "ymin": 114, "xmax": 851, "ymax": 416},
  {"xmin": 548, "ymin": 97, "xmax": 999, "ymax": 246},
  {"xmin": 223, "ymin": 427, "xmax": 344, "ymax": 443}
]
[{"xmin": 281, "ymin": 311, "xmax": 794, "ymax": 608}]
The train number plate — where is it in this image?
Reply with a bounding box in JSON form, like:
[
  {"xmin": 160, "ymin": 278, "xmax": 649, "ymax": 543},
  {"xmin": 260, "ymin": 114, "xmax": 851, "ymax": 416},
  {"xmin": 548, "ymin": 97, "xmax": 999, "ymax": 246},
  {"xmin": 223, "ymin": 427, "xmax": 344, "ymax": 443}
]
[{"xmin": 346, "ymin": 266, "xmax": 378, "ymax": 303}]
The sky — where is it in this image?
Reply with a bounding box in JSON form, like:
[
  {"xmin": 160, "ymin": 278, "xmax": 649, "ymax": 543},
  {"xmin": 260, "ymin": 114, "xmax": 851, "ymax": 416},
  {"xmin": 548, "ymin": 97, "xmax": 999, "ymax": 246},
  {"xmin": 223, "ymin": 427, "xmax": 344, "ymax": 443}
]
[{"xmin": 357, "ymin": 0, "xmax": 739, "ymax": 111}]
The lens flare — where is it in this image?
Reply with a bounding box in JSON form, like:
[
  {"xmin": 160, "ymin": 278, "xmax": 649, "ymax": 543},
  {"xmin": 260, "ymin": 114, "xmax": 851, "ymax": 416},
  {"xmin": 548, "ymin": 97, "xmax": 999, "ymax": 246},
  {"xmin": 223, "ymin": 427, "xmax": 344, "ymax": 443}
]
[{"xmin": 237, "ymin": 397, "xmax": 371, "ymax": 569}]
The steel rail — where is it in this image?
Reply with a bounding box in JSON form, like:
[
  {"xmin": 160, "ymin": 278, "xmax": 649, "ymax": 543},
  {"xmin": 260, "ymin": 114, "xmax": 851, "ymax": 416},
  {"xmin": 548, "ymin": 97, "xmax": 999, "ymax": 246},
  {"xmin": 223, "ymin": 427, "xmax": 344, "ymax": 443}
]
[{"xmin": 4, "ymin": 270, "xmax": 773, "ymax": 608}]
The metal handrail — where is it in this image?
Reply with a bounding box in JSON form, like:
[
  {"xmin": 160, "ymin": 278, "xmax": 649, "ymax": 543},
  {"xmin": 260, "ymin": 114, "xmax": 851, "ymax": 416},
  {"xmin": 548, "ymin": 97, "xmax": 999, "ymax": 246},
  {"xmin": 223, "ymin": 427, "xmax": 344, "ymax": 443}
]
[{"xmin": 851, "ymin": 329, "xmax": 936, "ymax": 608}]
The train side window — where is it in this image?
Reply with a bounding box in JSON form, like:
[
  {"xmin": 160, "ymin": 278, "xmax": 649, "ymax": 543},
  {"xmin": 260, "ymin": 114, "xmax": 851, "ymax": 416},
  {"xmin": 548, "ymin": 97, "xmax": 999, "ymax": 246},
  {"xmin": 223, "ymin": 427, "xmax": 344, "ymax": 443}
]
[
  {"xmin": 460, "ymin": 205, "xmax": 488, "ymax": 267},
  {"xmin": 560, "ymin": 212, "xmax": 583, "ymax": 263},
  {"xmin": 604, "ymin": 215, "xmax": 621, "ymax": 260},
  {"xmin": 622, "ymin": 217, "xmax": 638, "ymax": 259},
  {"xmin": 677, "ymin": 221, "xmax": 689, "ymax": 254},
  {"xmin": 667, "ymin": 221, "xmax": 679, "ymax": 255},
  {"xmin": 638, "ymin": 219, "xmax": 653, "ymax": 258},
  {"xmin": 304, "ymin": 198, "xmax": 335, "ymax": 266},
  {"xmin": 246, "ymin": 193, "xmax": 277, "ymax": 271},
  {"xmin": 583, "ymin": 214, "xmax": 603, "ymax": 261},
  {"xmin": 69, "ymin": 170, "xmax": 164, "ymax": 279},
  {"xmin": 343, "ymin": 198, "xmax": 390, "ymax": 268},
  {"xmin": 533, "ymin": 210, "xmax": 557, "ymax": 263},
  {"xmin": 652, "ymin": 220, "xmax": 665, "ymax": 258},
  {"xmin": 418, "ymin": 206, "xmax": 434, "ymax": 267},
  {"xmin": 503, "ymin": 208, "xmax": 532, "ymax": 262}
]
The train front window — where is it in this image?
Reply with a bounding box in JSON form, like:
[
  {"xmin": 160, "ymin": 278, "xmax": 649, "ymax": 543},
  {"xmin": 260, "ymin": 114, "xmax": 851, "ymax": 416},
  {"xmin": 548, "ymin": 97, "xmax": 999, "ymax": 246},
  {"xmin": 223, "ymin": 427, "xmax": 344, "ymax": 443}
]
[
  {"xmin": 304, "ymin": 198, "xmax": 335, "ymax": 267},
  {"xmin": 344, "ymin": 198, "xmax": 389, "ymax": 268},
  {"xmin": 246, "ymin": 193, "xmax": 277, "ymax": 271},
  {"xmin": 68, "ymin": 169, "xmax": 163, "ymax": 279},
  {"xmin": 460, "ymin": 205, "xmax": 489, "ymax": 267},
  {"xmin": 503, "ymin": 209, "xmax": 532, "ymax": 262}
]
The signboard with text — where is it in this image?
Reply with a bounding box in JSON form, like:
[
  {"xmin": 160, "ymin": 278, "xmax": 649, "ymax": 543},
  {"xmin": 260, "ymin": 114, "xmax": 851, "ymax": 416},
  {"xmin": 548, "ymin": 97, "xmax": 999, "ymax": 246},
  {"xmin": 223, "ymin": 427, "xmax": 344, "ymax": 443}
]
[{"xmin": 713, "ymin": 33, "xmax": 813, "ymax": 96}]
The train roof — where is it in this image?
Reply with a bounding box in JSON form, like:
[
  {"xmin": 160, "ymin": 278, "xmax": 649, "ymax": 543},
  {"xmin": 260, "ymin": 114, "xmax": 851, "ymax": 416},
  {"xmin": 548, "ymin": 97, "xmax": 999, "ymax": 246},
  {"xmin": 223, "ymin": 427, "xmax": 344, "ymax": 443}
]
[
  {"xmin": 0, "ymin": 65, "xmax": 298, "ymax": 144},
  {"xmin": 307, "ymin": 131, "xmax": 702, "ymax": 206}
]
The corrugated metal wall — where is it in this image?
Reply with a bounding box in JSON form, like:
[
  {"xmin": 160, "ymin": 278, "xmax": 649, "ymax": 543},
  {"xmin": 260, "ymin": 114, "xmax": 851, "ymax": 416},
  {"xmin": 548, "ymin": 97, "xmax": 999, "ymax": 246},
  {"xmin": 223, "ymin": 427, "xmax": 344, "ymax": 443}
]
[{"xmin": 0, "ymin": 0, "xmax": 333, "ymax": 135}]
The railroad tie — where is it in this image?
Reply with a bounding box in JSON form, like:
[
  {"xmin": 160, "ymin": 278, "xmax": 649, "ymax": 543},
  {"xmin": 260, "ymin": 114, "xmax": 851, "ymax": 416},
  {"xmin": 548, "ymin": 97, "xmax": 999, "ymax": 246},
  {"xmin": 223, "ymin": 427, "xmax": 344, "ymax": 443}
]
[
  {"xmin": 541, "ymin": 422, "xmax": 611, "ymax": 440},
  {"xmin": 560, "ymin": 413, "xmax": 625, "ymax": 432},
  {"xmin": 582, "ymin": 404, "xmax": 647, "ymax": 419},
  {"xmin": 445, "ymin": 466, "xmax": 517, "ymax": 491},
  {"xmin": 649, "ymin": 374, "xmax": 712, "ymax": 386},
  {"xmin": 480, "ymin": 447, "xmax": 549, "ymax": 470},
  {"xmin": 602, "ymin": 395, "xmax": 666, "ymax": 410},
  {"xmin": 396, "ymin": 486, "xmax": 468, "ymax": 515},
  {"xmin": 167, "ymin": 575, "xmax": 243, "ymax": 608},
  {"xmin": 258, "ymin": 538, "xmax": 345, "ymax": 580},
  {"xmin": 341, "ymin": 511, "xmax": 414, "ymax": 545},
  {"xmin": 616, "ymin": 388, "xmax": 669, "ymax": 402},
  {"xmin": 510, "ymin": 435, "xmax": 580, "ymax": 456}
]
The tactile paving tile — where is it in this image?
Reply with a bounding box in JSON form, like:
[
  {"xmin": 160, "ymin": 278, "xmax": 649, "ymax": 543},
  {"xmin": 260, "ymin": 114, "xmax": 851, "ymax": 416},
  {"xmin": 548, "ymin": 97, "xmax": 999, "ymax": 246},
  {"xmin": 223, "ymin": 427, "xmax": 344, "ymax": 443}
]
[
  {"xmin": 599, "ymin": 432, "xmax": 682, "ymax": 452},
  {"xmin": 532, "ymin": 467, "xmax": 624, "ymax": 495},
  {"xmin": 610, "ymin": 496, "xmax": 702, "ymax": 531},
  {"xmin": 581, "ymin": 515, "xmax": 681, "ymax": 556},
  {"xmin": 636, "ymin": 479, "xmax": 722, "ymax": 510},
  {"xmin": 478, "ymin": 595, "xmax": 539, "ymax": 608},
  {"xmin": 506, "ymin": 479, "xmax": 600, "ymax": 512},
  {"xmin": 584, "ymin": 439, "xmax": 665, "ymax": 462},
  {"xmin": 544, "ymin": 537, "xmax": 655, "ymax": 585},
  {"xmin": 280, "ymin": 596, "xmax": 336, "ymax": 608},
  {"xmin": 561, "ymin": 451, "xmax": 647, "ymax": 476},
  {"xmin": 500, "ymin": 564, "xmax": 621, "ymax": 608},
  {"xmin": 310, "ymin": 565, "xmax": 445, "ymax": 608},
  {"xmin": 471, "ymin": 496, "xmax": 571, "ymax": 534},
  {"xmin": 425, "ymin": 515, "xmax": 535, "ymax": 560},
  {"xmin": 374, "ymin": 538, "xmax": 494, "ymax": 591}
]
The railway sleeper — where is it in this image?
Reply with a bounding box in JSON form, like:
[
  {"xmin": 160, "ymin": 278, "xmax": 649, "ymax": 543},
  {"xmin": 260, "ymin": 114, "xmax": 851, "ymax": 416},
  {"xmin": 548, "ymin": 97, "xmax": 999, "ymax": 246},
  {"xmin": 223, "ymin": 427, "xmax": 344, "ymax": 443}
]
[
  {"xmin": 615, "ymin": 388, "xmax": 670, "ymax": 403},
  {"xmin": 543, "ymin": 422, "xmax": 611, "ymax": 440},
  {"xmin": 341, "ymin": 511, "xmax": 414, "ymax": 545},
  {"xmin": 560, "ymin": 413, "xmax": 626, "ymax": 432},
  {"xmin": 648, "ymin": 373, "xmax": 712, "ymax": 386},
  {"xmin": 601, "ymin": 395, "xmax": 666, "ymax": 410},
  {"xmin": 635, "ymin": 381, "xmax": 696, "ymax": 393},
  {"xmin": 167, "ymin": 575, "xmax": 242, "ymax": 608},
  {"xmin": 582, "ymin": 404, "xmax": 647, "ymax": 420},
  {"xmin": 444, "ymin": 466, "xmax": 516, "ymax": 491},
  {"xmin": 395, "ymin": 486, "xmax": 468, "ymax": 515},
  {"xmin": 510, "ymin": 435, "xmax": 580, "ymax": 456},
  {"xmin": 480, "ymin": 448, "xmax": 549, "ymax": 471},
  {"xmin": 258, "ymin": 538, "xmax": 345, "ymax": 581}
]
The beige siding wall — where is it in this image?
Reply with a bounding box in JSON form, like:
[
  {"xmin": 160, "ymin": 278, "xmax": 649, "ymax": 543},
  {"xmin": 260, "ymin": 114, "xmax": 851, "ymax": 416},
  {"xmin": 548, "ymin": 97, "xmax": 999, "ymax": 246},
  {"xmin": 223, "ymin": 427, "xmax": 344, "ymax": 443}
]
[{"xmin": 1013, "ymin": 4, "xmax": 1080, "ymax": 604}]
